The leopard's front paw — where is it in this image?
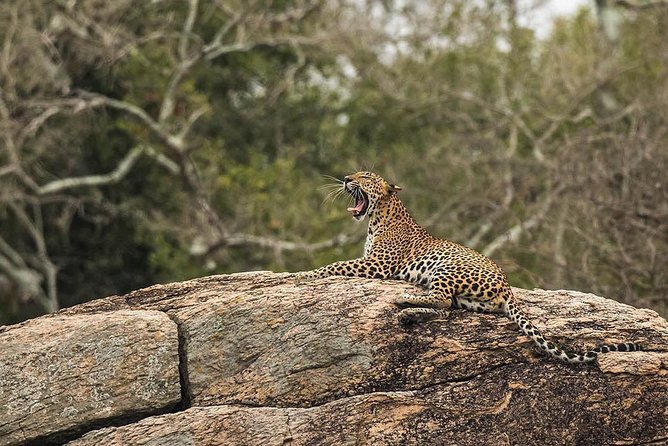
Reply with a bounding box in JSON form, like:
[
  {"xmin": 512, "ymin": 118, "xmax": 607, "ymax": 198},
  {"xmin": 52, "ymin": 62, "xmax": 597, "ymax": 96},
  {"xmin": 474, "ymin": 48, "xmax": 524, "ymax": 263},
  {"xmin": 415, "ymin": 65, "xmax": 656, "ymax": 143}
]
[
  {"xmin": 294, "ymin": 271, "xmax": 315, "ymax": 285},
  {"xmin": 394, "ymin": 292, "xmax": 417, "ymax": 308},
  {"xmin": 394, "ymin": 292, "xmax": 432, "ymax": 308},
  {"xmin": 398, "ymin": 307, "xmax": 450, "ymax": 325}
]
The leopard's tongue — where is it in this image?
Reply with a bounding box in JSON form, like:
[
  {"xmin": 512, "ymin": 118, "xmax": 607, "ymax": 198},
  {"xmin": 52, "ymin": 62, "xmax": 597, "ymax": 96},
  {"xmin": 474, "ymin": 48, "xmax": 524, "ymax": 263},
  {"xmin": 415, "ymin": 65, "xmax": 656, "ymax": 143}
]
[{"xmin": 347, "ymin": 199, "xmax": 365, "ymax": 214}]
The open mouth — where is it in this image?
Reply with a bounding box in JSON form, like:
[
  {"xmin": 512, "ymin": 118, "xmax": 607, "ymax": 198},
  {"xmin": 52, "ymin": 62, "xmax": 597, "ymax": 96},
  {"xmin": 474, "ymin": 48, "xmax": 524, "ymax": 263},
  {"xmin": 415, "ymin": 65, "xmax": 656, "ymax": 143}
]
[{"xmin": 346, "ymin": 188, "xmax": 369, "ymax": 219}]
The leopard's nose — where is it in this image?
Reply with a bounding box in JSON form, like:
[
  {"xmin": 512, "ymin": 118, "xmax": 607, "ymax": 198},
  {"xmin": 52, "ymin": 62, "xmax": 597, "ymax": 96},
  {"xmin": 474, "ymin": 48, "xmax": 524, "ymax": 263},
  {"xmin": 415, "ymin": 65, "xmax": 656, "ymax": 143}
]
[{"xmin": 343, "ymin": 176, "xmax": 352, "ymax": 184}]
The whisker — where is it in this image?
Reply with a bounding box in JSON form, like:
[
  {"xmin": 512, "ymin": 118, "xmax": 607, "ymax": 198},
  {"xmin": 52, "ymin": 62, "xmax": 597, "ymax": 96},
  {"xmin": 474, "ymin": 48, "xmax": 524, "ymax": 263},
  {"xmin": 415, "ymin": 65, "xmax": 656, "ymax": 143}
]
[
  {"xmin": 321, "ymin": 174, "xmax": 343, "ymax": 184},
  {"xmin": 322, "ymin": 188, "xmax": 335, "ymax": 198},
  {"xmin": 323, "ymin": 188, "xmax": 342, "ymax": 203},
  {"xmin": 318, "ymin": 183, "xmax": 343, "ymax": 191},
  {"xmin": 322, "ymin": 184, "xmax": 349, "ymax": 207}
]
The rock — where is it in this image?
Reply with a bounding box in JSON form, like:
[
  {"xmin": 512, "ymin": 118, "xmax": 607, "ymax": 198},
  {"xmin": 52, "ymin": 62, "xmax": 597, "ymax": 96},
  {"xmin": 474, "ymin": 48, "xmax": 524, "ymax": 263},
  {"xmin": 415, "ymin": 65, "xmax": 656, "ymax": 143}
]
[
  {"xmin": 0, "ymin": 310, "xmax": 180, "ymax": 446},
  {"xmin": 1, "ymin": 272, "xmax": 667, "ymax": 445},
  {"xmin": 66, "ymin": 406, "xmax": 291, "ymax": 446},
  {"xmin": 68, "ymin": 362, "xmax": 668, "ymax": 446},
  {"xmin": 156, "ymin": 276, "xmax": 668, "ymax": 408}
]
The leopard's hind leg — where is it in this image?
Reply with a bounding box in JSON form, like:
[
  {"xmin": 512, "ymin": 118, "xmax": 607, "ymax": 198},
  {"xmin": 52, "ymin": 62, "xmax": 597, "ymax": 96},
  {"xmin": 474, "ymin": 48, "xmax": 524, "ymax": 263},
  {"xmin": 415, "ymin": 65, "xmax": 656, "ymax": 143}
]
[{"xmin": 394, "ymin": 274, "xmax": 454, "ymax": 324}]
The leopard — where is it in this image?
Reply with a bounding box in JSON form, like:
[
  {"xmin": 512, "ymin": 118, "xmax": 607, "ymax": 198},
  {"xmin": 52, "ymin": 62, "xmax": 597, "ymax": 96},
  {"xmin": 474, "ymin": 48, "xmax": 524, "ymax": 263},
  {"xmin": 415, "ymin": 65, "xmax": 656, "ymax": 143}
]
[{"xmin": 296, "ymin": 171, "xmax": 641, "ymax": 364}]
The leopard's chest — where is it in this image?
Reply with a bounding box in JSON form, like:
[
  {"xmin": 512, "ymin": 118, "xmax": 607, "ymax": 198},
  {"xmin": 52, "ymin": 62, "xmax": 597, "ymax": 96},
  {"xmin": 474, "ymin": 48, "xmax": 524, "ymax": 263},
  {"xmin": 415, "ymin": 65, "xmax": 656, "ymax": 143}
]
[{"xmin": 363, "ymin": 234, "xmax": 374, "ymax": 257}]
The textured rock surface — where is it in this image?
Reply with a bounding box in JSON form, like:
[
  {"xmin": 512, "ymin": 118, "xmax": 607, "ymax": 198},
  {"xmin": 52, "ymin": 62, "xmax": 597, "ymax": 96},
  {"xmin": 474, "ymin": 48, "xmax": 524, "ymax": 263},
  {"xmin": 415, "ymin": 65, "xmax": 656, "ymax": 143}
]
[
  {"xmin": 69, "ymin": 361, "xmax": 668, "ymax": 446},
  {"xmin": 2, "ymin": 272, "xmax": 667, "ymax": 445},
  {"xmin": 175, "ymin": 280, "xmax": 664, "ymax": 408},
  {"xmin": 67, "ymin": 406, "xmax": 291, "ymax": 446},
  {"xmin": 0, "ymin": 310, "xmax": 180, "ymax": 446}
]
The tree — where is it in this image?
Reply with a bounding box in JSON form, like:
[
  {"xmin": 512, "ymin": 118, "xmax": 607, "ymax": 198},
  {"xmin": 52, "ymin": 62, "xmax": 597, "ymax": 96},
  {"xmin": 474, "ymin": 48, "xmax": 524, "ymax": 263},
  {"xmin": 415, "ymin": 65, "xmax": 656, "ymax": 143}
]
[
  {"xmin": 1, "ymin": 0, "xmax": 666, "ymax": 323},
  {"xmin": 0, "ymin": 0, "xmax": 362, "ymax": 322}
]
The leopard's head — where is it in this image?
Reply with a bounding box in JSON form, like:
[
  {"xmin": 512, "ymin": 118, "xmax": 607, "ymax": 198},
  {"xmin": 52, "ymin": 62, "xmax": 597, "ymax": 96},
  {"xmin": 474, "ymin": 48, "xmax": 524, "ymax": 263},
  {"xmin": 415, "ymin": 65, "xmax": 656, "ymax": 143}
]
[{"xmin": 343, "ymin": 171, "xmax": 401, "ymax": 221}]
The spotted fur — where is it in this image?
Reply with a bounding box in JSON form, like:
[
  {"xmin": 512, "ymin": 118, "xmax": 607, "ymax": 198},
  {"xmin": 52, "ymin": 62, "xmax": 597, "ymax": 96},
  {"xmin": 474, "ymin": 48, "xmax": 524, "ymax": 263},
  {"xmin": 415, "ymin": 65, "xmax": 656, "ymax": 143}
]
[{"xmin": 297, "ymin": 171, "xmax": 641, "ymax": 364}]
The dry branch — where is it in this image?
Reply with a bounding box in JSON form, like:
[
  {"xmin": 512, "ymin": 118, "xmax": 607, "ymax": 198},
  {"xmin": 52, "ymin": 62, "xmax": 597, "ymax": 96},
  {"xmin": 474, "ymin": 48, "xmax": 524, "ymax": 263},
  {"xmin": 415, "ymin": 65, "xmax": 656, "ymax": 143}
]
[{"xmin": 38, "ymin": 146, "xmax": 145, "ymax": 195}]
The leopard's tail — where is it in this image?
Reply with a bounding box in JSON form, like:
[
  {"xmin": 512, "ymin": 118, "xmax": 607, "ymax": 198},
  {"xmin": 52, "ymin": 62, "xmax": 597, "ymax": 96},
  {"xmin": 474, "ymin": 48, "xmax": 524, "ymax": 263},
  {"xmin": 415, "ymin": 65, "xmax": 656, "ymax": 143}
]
[{"xmin": 503, "ymin": 297, "xmax": 641, "ymax": 364}]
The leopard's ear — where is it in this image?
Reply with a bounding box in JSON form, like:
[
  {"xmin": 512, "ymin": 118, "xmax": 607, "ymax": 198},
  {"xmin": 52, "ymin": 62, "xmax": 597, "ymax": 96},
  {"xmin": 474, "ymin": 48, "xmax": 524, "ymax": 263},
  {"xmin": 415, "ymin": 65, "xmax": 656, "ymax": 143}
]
[{"xmin": 389, "ymin": 183, "xmax": 402, "ymax": 194}]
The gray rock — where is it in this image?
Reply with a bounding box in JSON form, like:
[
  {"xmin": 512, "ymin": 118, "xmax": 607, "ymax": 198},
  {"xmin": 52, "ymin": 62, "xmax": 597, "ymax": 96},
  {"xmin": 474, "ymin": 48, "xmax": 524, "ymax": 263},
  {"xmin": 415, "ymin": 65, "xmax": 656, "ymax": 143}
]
[
  {"xmin": 0, "ymin": 310, "xmax": 180, "ymax": 445},
  {"xmin": 2, "ymin": 272, "xmax": 667, "ymax": 445}
]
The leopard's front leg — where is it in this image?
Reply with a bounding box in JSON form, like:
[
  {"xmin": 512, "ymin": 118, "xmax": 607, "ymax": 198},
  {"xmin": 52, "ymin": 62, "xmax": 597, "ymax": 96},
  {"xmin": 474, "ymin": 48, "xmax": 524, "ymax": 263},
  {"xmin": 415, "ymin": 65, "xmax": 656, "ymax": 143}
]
[{"xmin": 295, "ymin": 257, "xmax": 393, "ymax": 283}]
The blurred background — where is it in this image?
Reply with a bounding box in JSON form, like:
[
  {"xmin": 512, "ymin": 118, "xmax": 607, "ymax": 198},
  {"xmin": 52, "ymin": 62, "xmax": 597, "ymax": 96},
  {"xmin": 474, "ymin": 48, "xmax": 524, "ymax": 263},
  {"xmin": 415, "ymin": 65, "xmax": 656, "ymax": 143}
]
[{"xmin": 0, "ymin": 0, "xmax": 666, "ymax": 324}]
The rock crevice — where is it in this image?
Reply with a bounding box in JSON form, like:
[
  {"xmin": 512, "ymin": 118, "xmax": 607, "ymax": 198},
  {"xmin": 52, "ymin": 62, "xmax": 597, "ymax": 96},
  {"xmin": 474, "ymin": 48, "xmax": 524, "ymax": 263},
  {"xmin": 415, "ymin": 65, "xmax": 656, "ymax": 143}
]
[{"xmin": 166, "ymin": 313, "xmax": 192, "ymax": 412}]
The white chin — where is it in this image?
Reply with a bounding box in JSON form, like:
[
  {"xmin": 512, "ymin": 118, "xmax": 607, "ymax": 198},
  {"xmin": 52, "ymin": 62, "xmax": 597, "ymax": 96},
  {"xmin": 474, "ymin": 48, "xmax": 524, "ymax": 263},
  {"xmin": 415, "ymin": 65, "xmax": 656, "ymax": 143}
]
[{"xmin": 353, "ymin": 213, "xmax": 366, "ymax": 221}]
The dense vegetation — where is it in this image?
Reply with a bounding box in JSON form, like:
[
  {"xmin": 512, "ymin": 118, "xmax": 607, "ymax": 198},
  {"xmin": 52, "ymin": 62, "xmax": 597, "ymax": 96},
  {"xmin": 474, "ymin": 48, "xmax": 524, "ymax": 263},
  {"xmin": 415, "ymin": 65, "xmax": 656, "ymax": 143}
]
[{"xmin": 1, "ymin": 0, "xmax": 666, "ymax": 324}]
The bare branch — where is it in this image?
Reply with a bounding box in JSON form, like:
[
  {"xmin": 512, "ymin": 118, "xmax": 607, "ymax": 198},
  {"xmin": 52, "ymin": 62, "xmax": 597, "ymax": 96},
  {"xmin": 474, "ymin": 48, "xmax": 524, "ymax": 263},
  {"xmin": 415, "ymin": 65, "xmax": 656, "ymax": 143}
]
[
  {"xmin": 179, "ymin": 0, "xmax": 199, "ymax": 61},
  {"xmin": 5, "ymin": 203, "xmax": 59, "ymax": 312},
  {"xmin": 16, "ymin": 106, "xmax": 61, "ymax": 148},
  {"xmin": 76, "ymin": 90, "xmax": 185, "ymax": 152},
  {"xmin": 158, "ymin": 60, "xmax": 195, "ymax": 126},
  {"xmin": 438, "ymin": 88, "xmax": 539, "ymax": 146},
  {"xmin": 466, "ymin": 222, "xmax": 493, "ymax": 249},
  {"xmin": 482, "ymin": 188, "xmax": 561, "ymax": 258},
  {"xmin": 612, "ymin": 0, "xmax": 668, "ymax": 9},
  {"xmin": 38, "ymin": 146, "xmax": 145, "ymax": 195},
  {"xmin": 204, "ymin": 36, "xmax": 317, "ymax": 61},
  {"xmin": 8, "ymin": 204, "xmax": 45, "ymax": 264},
  {"xmin": 177, "ymin": 106, "xmax": 209, "ymax": 143},
  {"xmin": 0, "ymin": 165, "xmax": 15, "ymax": 178},
  {"xmin": 0, "ymin": 234, "xmax": 26, "ymax": 268},
  {"xmin": 0, "ymin": 3, "xmax": 19, "ymax": 93},
  {"xmin": 0, "ymin": 254, "xmax": 46, "ymax": 305},
  {"xmin": 145, "ymin": 146, "xmax": 180, "ymax": 175},
  {"xmin": 200, "ymin": 231, "xmax": 364, "ymax": 257},
  {"xmin": 205, "ymin": 6, "xmax": 246, "ymax": 51},
  {"xmin": 0, "ymin": 96, "xmax": 40, "ymax": 192},
  {"xmin": 78, "ymin": 91, "xmax": 160, "ymax": 132},
  {"xmin": 159, "ymin": 0, "xmax": 200, "ymax": 125}
]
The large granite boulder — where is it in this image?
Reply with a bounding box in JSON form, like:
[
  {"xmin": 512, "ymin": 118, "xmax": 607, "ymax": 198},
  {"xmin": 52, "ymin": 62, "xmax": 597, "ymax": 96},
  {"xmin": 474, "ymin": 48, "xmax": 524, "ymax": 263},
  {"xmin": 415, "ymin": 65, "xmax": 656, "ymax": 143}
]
[{"xmin": 1, "ymin": 272, "xmax": 666, "ymax": 445}]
